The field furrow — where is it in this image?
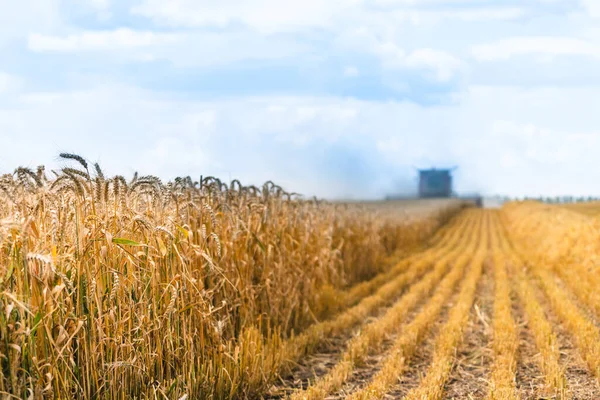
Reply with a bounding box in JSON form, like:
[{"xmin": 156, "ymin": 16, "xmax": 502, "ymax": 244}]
[
  {"xmin": 343, "ymin": 219, "xmax": 482, "ymax": 399},
  {"xmin": 443, "ymin": 251, "xmax": 493, "ymax": 400},
  {"xmin": 385, "ymin": 307, "xmax": 445, "ymax": 399},
  {"xmin": 530, "ymin": 267, "xmax": 600, "ymax": 379},
  {"xmin": 545, "ymin": 311, "xmax": 600, "ymax": 399},
  {"xmin": 512, "ymin": 295, "xmax": 548, "ymax": 400},
  {"xmin": 487, "ymin": 211, "xmax": 519, "ymax": 400},
  {"xmin": 403, "ymin": 211, "xmax": 489, "ymax": 400},
  {"xmin": 286, "ymin": 211, "xmax": 484, "ymax": 400}
]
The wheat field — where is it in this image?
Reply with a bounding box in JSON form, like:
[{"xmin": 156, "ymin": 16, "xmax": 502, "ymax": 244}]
[{"xmin": 2, "ymin": 156, "xmax": 600, "ymax": 399}]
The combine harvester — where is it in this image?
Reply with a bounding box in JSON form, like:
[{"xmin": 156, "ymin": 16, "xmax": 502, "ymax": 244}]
[{"xmin": 388, "ymin": 167, "xmax": 483, "ymax": 207}]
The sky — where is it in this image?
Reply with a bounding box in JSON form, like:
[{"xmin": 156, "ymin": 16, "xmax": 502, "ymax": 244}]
[{"xmin": 1, "ymin": 0, "xmax": 600, "ymax": 199}]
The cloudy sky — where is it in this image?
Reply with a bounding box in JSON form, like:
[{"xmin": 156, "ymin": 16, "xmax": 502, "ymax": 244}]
[{"xmin": 1, "ymin": 0, "xmax": 600, "ymax": 199}]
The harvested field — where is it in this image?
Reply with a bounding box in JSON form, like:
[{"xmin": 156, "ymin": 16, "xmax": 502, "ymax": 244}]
[{"xmin": 275, "ymin": 206, "xmax": 600, "ymax": 400}]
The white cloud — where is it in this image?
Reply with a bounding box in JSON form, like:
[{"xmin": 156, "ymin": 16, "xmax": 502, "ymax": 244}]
[
  {"xmin": 26, "ymin": 28, "xmax": 309, "ymax": 67},
  {"xmin": 4, "ymin": 83, "xmax": 600, "ymax": 197},
  {"xmin": 0, "ymin": 72, "xmax": 22, "ymax": 94},
  {"xmin": 7, "ymin": 1, "xmax": 522, "ymax": 84},
  {"xmin": 490, "ymin": 120, "xmax": 596, "ymax": 165},
  {"xmin": 131, "ymin": 0, "xmax": 359, "ymax": 34},
  {"xmin": 28, "ymin": 28, "xmax": 183, "ymax": 52},
  {"xmin": 403, "ymin": 49, "xmax": 465, "ymax": 81},
  {"xmin": 383, "ymin": 7, "xmax": 525, "ymax": 25},
  {"xmin": 85, "ymin": 0, "xmax": 112, "ymax": 20},
  {"xmin": 371, "ymin": 0, "xmax": 522, "ymax": 5},
  {"xmin": 88, "ymin": 0, "xmax": 110, "ymax": 10},
  {"xmin": 371, "ymin": 42, "xmax": 465, "ymax": 81},
  {"xmin": 131, "ymin": 0, "xmax": 526, "ymax": 35},
  {"xmin": 436, "ymin": 7, "xmax": 525, "ymax": 21},
  {"xmin": 335, "ymin": 22, "xmax": 467, "ymax": 82},
  {"xmin": 582, "ymin": 0, "xmax": 600, "ymax": 18},
  {"xmin": 472, "ymin": 37, "xmax": 600, "ymax": 61},
  {"xmin": 492, "ymin": 120, "xmax": 550, "ymax": 139},
  {"xmin": 0, "ymin": 0, "xmax": 62, "ymax": 45},
  {"xmin": 343, "ymin": 66, "xmax": 360, "ymax": 78}
]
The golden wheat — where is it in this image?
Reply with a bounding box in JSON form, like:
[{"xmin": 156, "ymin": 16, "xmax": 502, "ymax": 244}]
[
  {"xmin": 503, "ymin": 202, "xmax": 600, "ymax": 380},
  {"xmin": 497, "ymin": 215, "xmax": 568, "ymax": 398},
  {"xmin": 0, "ymin": 156, "xmax": 467, "ymax": 399}
]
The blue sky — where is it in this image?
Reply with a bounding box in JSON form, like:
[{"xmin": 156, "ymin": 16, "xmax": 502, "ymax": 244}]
[{"xmin": 1, "ymin": 0, "xmax": 600, "ymax": 198}]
